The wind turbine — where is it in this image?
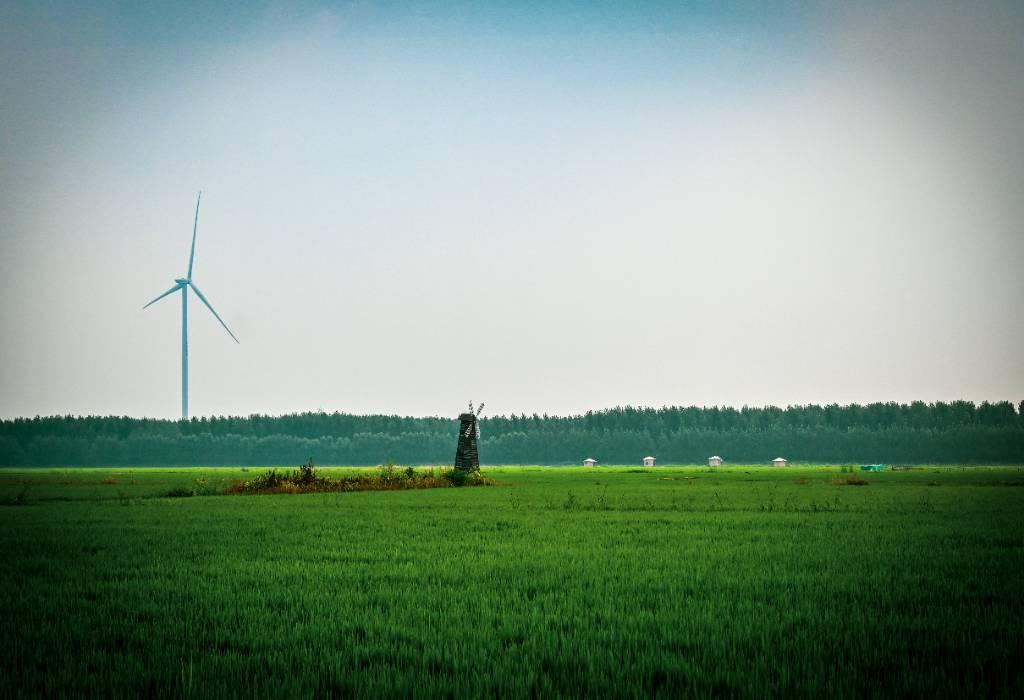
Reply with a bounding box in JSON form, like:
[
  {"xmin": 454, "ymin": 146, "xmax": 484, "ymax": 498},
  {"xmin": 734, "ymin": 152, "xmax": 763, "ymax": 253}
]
[{"xmin": 142, "ymin": 192, "xmax": 239, "ymax": 420}]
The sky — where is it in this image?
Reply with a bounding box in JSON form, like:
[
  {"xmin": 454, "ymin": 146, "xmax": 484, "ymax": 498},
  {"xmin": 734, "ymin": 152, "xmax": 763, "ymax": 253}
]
[{"xmin": 1, "ymin": 0, "xmax": 1022, "ymax": 420}]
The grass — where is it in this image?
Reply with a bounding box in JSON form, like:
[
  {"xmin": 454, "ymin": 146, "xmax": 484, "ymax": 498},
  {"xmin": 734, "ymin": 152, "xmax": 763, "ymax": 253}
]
[{"xmin": 1, "ymin": 465, "xmax": 1022, "ymax": 697}]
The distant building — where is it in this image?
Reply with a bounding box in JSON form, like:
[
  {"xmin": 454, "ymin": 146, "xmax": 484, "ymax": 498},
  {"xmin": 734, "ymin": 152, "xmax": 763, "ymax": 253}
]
[
  {"xmin": 708, "ymin": 456, "xmax": 723, "ymax": 467},
  {"xmin": 643, "ymin": 456, "xmax": 656, "ymax": 467},
  {"xmin": 583, "ymin": 458, "xmax": 597, "ymax": 467},
  {"xmin": 772, "ymin": 457, "xmax": 788, "ymax": 467}
]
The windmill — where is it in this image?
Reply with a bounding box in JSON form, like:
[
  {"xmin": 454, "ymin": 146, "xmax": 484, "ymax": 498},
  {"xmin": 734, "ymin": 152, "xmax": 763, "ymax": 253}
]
[
  {"xmin": 454, "ymin": 401, "xmax": 485, "ymax": 472},
  {"xmin": 142, "ymin": 192, "xmax": 239, "ymax": 420}
]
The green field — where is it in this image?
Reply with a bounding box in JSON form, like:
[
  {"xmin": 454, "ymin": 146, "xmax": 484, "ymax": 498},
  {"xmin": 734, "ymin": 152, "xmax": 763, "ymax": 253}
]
[{"xmin": 2, "ymin": 466, "xmax": 1023, "ymax": 697}]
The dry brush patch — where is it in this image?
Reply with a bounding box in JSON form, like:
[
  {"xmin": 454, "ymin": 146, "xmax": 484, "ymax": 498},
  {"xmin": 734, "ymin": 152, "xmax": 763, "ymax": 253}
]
[
  {"xmin": 832, "ymin": 474, "xmax": 870, "ymax": 486},
  {"xmin": 224, "ymin": 462, "xmax": 493, "ymax": 496}
]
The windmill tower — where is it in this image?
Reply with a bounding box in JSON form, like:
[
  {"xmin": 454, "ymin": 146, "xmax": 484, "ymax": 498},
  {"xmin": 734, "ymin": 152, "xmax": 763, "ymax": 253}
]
[
  {"xmin": 454, "ymin": 401, "xmax": 484, "ymax": 472},
  {"xmin": 142, "ymin": 192, "xmax": 239, "ymax": 420}
]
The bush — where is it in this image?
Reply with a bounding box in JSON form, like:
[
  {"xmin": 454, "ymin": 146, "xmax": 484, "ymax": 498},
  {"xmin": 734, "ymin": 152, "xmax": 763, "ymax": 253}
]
[
  {"xmin": 245, "ymin": 468, "xmax": 286, "ymax": 491},
  {"xmin": 445, "ymin": 469, "xmax": 468, "ymax": 487},
  {"xmin": 295, "ymin": 458, "xmax": 318, "ymax": 486}
]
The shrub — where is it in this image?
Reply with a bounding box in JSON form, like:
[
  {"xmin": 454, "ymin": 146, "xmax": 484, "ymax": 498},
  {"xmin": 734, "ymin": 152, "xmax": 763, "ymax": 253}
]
[
  {"xmin": 246, "ymin": 468, "xmax": 286, "ymax": 491},
  {"xmin": 444, "ymin": 469, "xmax": 469, "ymax": 487},
  {"xmin": 377, "ymin": 463, "xmax": 403, "ymax": 486},
  {"xmin": 295, "ymin": 458, "xmax": 318, "ymax": 486}
]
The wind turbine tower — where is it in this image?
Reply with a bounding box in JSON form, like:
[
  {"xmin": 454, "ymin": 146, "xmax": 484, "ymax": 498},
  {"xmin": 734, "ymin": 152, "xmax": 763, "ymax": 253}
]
[{"xmin": 143, "ymin": 192, "xmax": 239, "ymax": 420}]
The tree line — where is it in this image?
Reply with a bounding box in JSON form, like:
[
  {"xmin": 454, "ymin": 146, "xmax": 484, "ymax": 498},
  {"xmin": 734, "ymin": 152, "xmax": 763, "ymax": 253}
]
[{"xmin": 1, "ymin": 401, "xmax": 1022, "ymax": 467}]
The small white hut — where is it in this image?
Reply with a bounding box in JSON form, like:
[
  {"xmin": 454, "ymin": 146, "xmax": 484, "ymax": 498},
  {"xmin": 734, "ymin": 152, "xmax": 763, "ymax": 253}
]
[
  {"xmin": 772, "ymin": 457, "xmax": 788, "ymax": 467},
  {"xmin": 643, "ymin": 456, "xmax": 656, "ymax": 467},
  {"xmin": 708, "ymin": 455, "xmax": 723, "ymax": 467},
  {"xmin": 583, "ymin": 458, "xmax": 597, "ymax": 467}
]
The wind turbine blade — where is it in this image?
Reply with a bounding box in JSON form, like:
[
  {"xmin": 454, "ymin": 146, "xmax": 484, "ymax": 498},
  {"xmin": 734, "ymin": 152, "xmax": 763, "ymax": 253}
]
[
  {"xmin": 187, "ymin": 191, "xmax": 201, "ymax": 279},
  {"xmin": 142, "ymin": 283, "xmax": 184, "ymax": 309},
  {"xmin": 188, "ymin": 281, "xmax": 239, "ymax": 343}
]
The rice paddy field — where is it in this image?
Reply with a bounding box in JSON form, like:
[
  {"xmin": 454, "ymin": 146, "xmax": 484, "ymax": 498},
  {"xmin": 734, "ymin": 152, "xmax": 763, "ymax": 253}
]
[{"xmin": 1, "ymin": 465, "xmax": 1022, "ymax": 698}]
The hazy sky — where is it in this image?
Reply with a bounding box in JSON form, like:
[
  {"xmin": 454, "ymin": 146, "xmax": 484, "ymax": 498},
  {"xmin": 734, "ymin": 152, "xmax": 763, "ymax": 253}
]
[{"xmin": 1, "ymin": 1, "xmax": 1022, "ymax": 419}]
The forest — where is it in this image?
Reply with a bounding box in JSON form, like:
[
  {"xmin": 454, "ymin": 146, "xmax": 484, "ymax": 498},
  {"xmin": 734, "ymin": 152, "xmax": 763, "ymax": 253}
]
[{"xmin": 1, "ymin": 401, "xmax": 1022, "ymax": 467}]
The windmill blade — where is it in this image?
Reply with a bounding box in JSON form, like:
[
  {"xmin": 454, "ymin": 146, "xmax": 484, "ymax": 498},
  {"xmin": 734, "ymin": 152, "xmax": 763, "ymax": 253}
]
[
  {"xmin": 188, "ymin": 281, "xmax": 239, "ymax": 343},
  {"xmin": 142, "ymin": 282, "xmax": 184, "ymax": 309},
  {"xmin": 187, "ymin": 191, "xmax": 201, "ymax": 280},
  {"xmin": 476, "ymin": 402, "xmax": 485, "ymax": 417}
]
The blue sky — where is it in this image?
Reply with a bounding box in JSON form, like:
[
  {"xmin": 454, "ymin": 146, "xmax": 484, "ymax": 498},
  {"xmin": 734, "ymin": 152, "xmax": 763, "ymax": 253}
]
[{"xmin": 1, "ymin": 1, "xmax": 1022, "ymax": 418}]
